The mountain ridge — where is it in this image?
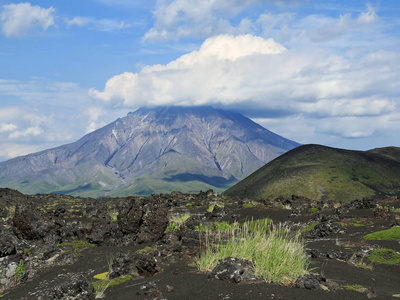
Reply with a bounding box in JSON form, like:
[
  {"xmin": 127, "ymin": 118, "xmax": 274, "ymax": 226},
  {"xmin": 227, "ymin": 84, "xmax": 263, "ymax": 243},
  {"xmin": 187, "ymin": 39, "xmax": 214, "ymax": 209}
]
[{"xmin": 0, "ymin": 106, "xmax": 300, "ymax": 197}]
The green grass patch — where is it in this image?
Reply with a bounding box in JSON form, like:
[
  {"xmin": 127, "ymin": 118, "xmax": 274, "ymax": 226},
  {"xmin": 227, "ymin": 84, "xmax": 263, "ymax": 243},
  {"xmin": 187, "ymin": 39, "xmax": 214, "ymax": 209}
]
[
  {"xmin": 171, "ymin": 214, "xmax": 191, "ymax": 224},
  {"xmin": 207, "ymin": 203, "xmax": 224, "ymax": 212},
  {"xmin": 196, "ymin": 222, "xmax": 309, "ymax": 285},
  {"xmin": 308, "ymin": 208, "xmax": 319, "ymax": 213},
  {"xmin": 195, "ymin": 221, "xmax": 234, "ymax": 232},
  {"xmin": 242, "ymin": 203, "xmax": 256, "ymax": 209},
  {"xmin": 165, "ymin": 214, "xmax": 191, "ymax": 232},
  {"xmin": 133, "ymin": 246, "xmax": 154, "ymax": 255},
  {"xmin": 185, "ymin": 203, "xmax": 193, "ymax": 209},
  {"xmin": 343, "ymin": 285, "xmax": 364, "ymax": 291},
  {"xmin": 212, "ymin": 221, "xmax": 233, "ymax": 231},
  {"xmin": 165, "ymin": 223, "xmax": 180, "ymax": 233},
  {"xmin": 16, "ymin": 260, "xmax": 25, "ymax": 279},
  {"xmin": 301, "ymin": 221, "xmax": 319, "ymax": 233},
  {"xmin": 363, "ymin": 227, "xmax": 400, "ymax": 240},
  {"xmin": 367, "ymin": 249, "xmax": 400, "ymax": 265},
  {"xmin": 92, "ymin": 275, "xmax": 132, "ymax": 291},
  {"xmin": 57, "ymin": 240, "xmax": 95, "ymax": 252},
  {"xmin": 93, "ymin": 272, "xmax": 109, "ymax": 280}
]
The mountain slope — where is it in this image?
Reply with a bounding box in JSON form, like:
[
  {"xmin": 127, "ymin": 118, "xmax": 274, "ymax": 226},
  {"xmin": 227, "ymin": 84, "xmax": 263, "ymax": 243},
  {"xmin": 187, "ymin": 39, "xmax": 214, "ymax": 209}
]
[
  {"xmin": 224, "ymin": 144, "xmax": 400, "ymax": 202},
  {"xmin": 0, "ymin": 106, "xmax": 299, "ymax": 197}
]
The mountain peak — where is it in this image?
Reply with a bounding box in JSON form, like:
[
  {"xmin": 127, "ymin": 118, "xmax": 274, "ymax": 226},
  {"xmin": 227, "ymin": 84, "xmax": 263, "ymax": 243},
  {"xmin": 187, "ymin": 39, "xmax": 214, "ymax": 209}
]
[{"xmin": 0, "ymin": 106, "xmax": 300, "ymax": 197}]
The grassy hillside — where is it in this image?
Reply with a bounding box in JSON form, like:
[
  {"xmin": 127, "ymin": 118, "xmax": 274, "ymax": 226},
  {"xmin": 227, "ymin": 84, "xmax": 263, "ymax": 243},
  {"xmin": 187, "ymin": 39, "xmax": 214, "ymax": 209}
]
[{"xmin": 224, "ymin": 144, "xmax": 400, "ymax": 202}]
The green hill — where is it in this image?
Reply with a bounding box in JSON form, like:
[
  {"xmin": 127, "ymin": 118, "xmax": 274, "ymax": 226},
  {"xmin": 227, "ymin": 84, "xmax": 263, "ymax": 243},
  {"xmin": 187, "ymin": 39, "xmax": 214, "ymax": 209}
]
[{"xmin": 224, "ymin": 144, "xmax": 400, "ymax": 202}]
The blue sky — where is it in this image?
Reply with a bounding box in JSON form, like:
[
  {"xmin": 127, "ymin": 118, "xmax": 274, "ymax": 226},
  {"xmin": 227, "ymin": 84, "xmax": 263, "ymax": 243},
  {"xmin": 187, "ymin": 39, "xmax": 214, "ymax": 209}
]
[{"xmin": 0, "ymin": 0, "xmax": 399, "ymax": 161}]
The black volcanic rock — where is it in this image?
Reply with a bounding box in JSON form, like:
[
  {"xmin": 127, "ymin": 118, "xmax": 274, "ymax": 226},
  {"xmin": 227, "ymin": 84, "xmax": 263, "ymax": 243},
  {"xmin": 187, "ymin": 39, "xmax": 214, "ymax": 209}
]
[
  {"xmin": 0, "ymin": 106, "xmax": 299, "ymax": 197},
  {"xmin": 13, "ymin": 203, "xmax": 58, "ymax": 241}
]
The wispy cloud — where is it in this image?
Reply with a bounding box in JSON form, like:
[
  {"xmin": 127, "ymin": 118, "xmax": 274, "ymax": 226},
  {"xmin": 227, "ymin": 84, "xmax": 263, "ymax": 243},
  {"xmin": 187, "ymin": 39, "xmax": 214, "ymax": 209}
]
[
  {"xmin": 65, "ymin": 16, "xmax": 131, "ymax": 32},
  {"xmin": 0, "ymin": 2, "xmax": 55, "ymax": 37},
  {"xmin": 143, "ymin": 0, "xmax": 296, "ymax": 41}
]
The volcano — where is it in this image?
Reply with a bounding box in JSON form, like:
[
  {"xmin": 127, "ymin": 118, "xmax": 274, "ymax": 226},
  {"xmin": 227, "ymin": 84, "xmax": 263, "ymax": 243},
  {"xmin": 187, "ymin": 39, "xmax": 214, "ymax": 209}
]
[{"xmin": 0, "ymin": 106, "xmax": 299, "ymax": 197}]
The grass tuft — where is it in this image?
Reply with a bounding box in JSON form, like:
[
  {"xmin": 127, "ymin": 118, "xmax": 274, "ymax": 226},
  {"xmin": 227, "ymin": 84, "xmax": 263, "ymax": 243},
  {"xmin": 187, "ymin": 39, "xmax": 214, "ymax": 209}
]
[{"xmin": 196, "ymin": 222, "xmax": 309, "ymax": 285}]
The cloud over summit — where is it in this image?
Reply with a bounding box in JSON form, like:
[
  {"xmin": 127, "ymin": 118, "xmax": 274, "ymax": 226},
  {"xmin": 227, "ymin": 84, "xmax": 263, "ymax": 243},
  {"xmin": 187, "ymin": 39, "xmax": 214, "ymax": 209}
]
[{"xmin": 90, "ymin": 33, "xmax": 398, "ymax": 119}]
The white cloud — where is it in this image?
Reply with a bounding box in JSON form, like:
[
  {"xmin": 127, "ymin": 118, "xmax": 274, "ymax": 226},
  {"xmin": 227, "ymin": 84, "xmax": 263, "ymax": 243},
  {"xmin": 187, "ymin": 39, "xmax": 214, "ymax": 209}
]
[
  {"xmin": 0, "ymin": 123, "xmax": 17, "ymax": 133},
  {"xmin": 0, "ymin": 143, "xmax": 44, "ymax": 160},
  {"xmin": 91, "ymin": 33, "xmax": 400, "ymax": 142},
  {"xmin": 9, "ymin": 126, "xmax": 43, "ymax": 140},
  {"xmin": 0, "ymin": 78, "xmax": 131, "ymax": 161},
  {"xmin": 65, "ymin": 17, "xmax": 131, "ymax": 31},
  {"xmin": 90, "ymin": 34, "xmax": 286, "ymax": 105},
  {"xmin": 290, "ymin": 3, "xmax": 379, "ymax": 45},
  {"xmin": 85, "ymin": 106, "xmax": 107, "ymax": 133},
  {"xmin": 0, "ymin": 2, "xmax": 55, "ymax": 37},
  {"xmin": 90, "ymin": 34, "xmax": 399, "ymax": 114},
  {"xmin": 143, "ymin": 0, "xmax": 301, "ymax": 41}
]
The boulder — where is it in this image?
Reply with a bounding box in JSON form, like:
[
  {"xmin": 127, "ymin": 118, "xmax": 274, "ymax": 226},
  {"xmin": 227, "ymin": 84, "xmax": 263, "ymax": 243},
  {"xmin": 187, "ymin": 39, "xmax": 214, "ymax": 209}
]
[
  {"xmin": 135, "ymin": 255, "xmax": 160, "ymax": 277},
  {"xmin": 306, "ymin": 221, "xmax": 346, "ymax": 238},
  {"xmin": 108, "ymin": 252, "xmax": 131, "ymax": 279},
  {"xmin": 0, "ymin": 227, "xmax": 18, "ymax": 257},
  {"xmin": 208, "ymin": 257, "xmax": 257, "ymax": 283},
  {"xmin": 118, "ymin": 196, "xmax": 169, "ymax": 244},
  {"xmin": 12, "ymin": 203, "xmax": 57, "ymax": 241},
  {"xmin": 51, "ymin": 272, "xmax": 95, "ymax": 300}
]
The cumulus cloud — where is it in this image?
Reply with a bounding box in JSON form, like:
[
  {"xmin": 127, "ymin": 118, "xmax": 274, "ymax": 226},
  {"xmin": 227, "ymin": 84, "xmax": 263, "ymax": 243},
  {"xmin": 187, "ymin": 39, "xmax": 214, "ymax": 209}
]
[
  {"xmin": 90, "ymin": 34, "xmax": 286, "ymax": 106},
  {"xmin": 65, "ymin": 17, "xmax": 131, "ymax": 31},
  {"xmin": 90, "ymin": 33, "xmax": 400, "ymax": 143},
  {"xmin": 90, "ymin": 34, "xmax": 398, "ymax": 117},
  {"xmin": 0, "ymin": 2, "xmax": 55, "ymax": 37}
]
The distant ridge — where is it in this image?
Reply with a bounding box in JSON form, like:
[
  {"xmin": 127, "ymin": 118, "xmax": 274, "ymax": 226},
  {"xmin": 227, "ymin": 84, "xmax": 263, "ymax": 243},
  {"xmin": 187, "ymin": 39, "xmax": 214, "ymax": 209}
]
[
  {"xmin": 0, "ymin": 106, "xmax": 299, "ymax": 197},
  {"xmin": 224, "ymin": 144, "xmax": 400, "ymax": 202}
]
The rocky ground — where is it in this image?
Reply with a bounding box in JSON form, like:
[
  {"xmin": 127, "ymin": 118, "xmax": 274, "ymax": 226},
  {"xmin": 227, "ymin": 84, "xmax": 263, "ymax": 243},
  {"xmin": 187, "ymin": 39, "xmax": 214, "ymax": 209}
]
[{"xmin": 1, "ymin": 188, "xmax": 400, "ymax": 299}]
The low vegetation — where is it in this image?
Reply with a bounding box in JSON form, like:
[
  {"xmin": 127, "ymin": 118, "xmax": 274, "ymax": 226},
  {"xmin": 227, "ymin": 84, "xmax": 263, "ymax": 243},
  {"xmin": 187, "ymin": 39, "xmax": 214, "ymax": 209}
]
[
  {"xmin": 15, "ymin": 260, "xmax": 25, "ymax": 279},
  {"xmin": 133, "ymin": 247, "xmax": 154, "ymax": 255},
  {"xmin": 300, "ymin": 221, "xmax": 319, "ymax": 233},
  {"xmin": 93, "ymin": 272, "xmax": 109, "ymax": 280},
  {"xmin": 92, "ymin": 275, "xmax": 133, "ymax": 291},
  {"xmin": 343, "ymin": 284, "xmax": 365, "ymax": 291},
  {"xmin": 363, "ymin": 227, "xmax": 400, "ymax": 241},
  {"xmin": 165, "ymin": 214, "xmax": 191, "ymax": 232},
  {"xmin": 196, "ymin": 222, "xmax": 309, "ymax": 285},
  {"xmin": 225, "ymin": 144, "xmax": 400, "ymax": 202},
  {"xmin": 367, "ymin": 249, "xmax": 400, "ymax": 265},
  {"xmin": 57, "ymin": 240, "xmax": 95, "ymax": 253},
  {"xmin": 207, "ymin": 203, "xmax": 224, "ymax": 212}
]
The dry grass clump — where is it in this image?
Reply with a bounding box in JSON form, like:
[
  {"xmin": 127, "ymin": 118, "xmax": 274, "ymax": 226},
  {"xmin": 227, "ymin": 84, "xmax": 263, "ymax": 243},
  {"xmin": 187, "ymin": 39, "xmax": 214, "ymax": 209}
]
[{"xmin": 196, "ymin": 221, "xmax": 309, "ymax": 285}]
